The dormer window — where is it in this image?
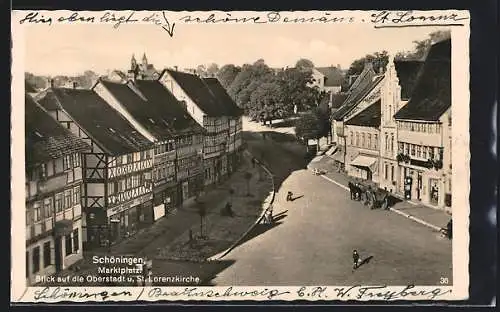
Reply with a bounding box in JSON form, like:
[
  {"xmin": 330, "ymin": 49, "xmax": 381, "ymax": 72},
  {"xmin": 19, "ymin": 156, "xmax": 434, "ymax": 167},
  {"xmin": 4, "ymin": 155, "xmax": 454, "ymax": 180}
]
[
  {"xmin": 149, "ymin": 118, "xmax": 155, "ymax": 124},
  {"xmin": 180, "ymin": 100, "xmax": 187, "ymax": 110},
  {"xmin": 34, "ymin": 131, "xmax": 43, "ymax": 138},
  {"xmin": 109, "ymin": 128, "xmax": 116, "ymax": 133}
]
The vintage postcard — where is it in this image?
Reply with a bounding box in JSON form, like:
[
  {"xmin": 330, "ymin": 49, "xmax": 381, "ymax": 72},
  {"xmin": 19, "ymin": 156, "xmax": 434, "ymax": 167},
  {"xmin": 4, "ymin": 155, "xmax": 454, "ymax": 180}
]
[{"xmin": 11, "ymin": 9, "xmax": 470, "ymax": 303}]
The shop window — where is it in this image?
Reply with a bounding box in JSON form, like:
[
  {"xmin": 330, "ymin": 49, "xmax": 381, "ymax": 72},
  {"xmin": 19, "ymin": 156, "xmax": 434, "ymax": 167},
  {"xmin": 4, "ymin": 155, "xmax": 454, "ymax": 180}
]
[
  {"xmin": 73, "ymin": 229, "xmax": 79, "ymax": 253},
  {"xmin": 65, "ymin": 234, "xmax": 73, "ymax": 256},
  {"xmin": 32, "ymin": 246, "xmax": 40, "ymax": 273},
  {"xmin": 43, "ymin": 241, "xmax": 51, "ymax": 267}
]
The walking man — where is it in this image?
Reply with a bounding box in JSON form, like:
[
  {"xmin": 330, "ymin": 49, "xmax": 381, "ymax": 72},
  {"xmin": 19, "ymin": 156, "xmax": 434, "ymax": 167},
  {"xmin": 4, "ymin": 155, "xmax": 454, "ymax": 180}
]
[
  {"xmin": 352, "ymin": 250, "xmax": 360, "ymax": 270},
  {"xmin": 286, "ymin": 191, "xmax": 293, "ymax": 201}
]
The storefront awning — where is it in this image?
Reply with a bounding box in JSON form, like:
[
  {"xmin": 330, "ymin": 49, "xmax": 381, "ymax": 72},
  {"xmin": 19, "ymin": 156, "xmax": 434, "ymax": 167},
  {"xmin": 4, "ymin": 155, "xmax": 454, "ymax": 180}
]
[
  {"xmin": 325, "ymin": 146, "xmax": 338, "ymax": 156},
  {"xmin": 350, "ymin": 155, "xmax": 377, "ymax": 169},
  {"xmin": 330, "ymin": 146, "xmax": 344, "ymax": 163}
]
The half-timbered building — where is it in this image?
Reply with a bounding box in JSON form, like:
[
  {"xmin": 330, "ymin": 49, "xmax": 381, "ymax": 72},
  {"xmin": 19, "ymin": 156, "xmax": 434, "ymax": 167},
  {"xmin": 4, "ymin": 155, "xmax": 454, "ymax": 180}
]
[
  {"xmin": 25, "ymin": 94, "xmax": 89, "ymax": 285},
  {"xmin": 202, "ymin": 77, "xmax": 244, "ymax": 174},
  {"xmin": 37, "ymin": 86, "xmax": 154, "ymax": 249},
  {"xmin": 159, "ymin": 69, "xmax": 241, "ymax": 186},
  {"xmin": 394, "ymin": 39, "xmax": 452, "ymax": 210}
]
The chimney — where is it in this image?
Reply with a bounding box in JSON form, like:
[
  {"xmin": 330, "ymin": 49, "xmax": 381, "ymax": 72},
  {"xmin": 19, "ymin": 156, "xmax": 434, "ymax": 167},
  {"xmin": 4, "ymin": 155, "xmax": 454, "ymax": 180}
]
[
  {"xmin": 174, "ymin": 66, "xmax": 178, "ymax": 71},
  {"xmin": 72, "ymin": 81, "xmax": 78, "ymax": 89}
]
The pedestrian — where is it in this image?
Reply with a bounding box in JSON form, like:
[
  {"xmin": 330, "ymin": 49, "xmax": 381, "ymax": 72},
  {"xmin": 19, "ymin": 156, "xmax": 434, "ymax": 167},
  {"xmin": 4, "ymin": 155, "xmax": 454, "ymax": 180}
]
[
  {"xmin": 352, "ymin": 250, "xmax": 360, "ymax": 270},
  {"xmin": 286, "ymin": 191, "xmax": 293, "ymax": 201}
]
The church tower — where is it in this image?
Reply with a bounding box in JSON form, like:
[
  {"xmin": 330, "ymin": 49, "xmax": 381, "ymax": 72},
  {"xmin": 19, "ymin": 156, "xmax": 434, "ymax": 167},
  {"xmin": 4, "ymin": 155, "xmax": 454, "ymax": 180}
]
[
  {"xmin": 142, "ymin": 53, "xmax": 148, "ymax": 68},
  {"xmin": 131, "ymin": 54, "xmax": 138, "ymax": 71}
]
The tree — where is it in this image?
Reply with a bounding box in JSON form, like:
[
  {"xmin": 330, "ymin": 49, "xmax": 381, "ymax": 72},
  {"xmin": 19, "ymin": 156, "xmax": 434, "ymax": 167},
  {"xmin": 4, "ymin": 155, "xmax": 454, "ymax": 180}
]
[
  {"xmin": 396, "ymin": 30, "xmax": 452, "ymax": 60},
  {"xmin": 244, "ymin": 172, "xmax": 253, "ymax": 196},
  {"xmin": 295, "ymin": 111, "xmax": 323, "ymax": 149},
  {"xmin": 346, "ymin": 51, "xmax": 389, "ymax": 77},
  {"xmin": 196, "ymin": 64, "xmax": 207, "ymax": 76},
  {"xmin": 196, "ymin": 202, "xmax": 207, "ymax": 239},
  {"xmin": 217, "ymin": 64, "xmax": 241, "ymax": 88},
  {"xmin": 206, "ymin": 63, "xmax": 219, "ymax": 77},
  {"xmin": 295, "ymin": 58, "xmax": 315, "ymax": 71}
]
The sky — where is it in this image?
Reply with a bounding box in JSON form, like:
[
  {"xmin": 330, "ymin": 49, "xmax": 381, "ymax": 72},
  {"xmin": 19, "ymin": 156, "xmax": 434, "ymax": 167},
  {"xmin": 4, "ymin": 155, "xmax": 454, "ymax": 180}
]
[{"xmin": 21, "ymin": 19, "xmax": 448, "ymax": 76}]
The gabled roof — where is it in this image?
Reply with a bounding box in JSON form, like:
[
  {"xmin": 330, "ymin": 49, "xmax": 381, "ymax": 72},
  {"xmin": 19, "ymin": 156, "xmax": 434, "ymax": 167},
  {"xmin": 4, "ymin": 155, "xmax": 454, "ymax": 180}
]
[
  {"xmin": 331, "ymin": 93, "xmax": 348, "ymax": 109},
  {"xmin": 332, "ymin": 74, "xmax": 383, "ymax": 121},
  {"xmin": 38, "ymin": 88, "xmax": 152, "ymax": 155},
  {"xmin": 131, "ymin": 79, "xmax": 205, "ymax": 135},
  {"xmin": 163, "ymin": 69, "xmax": 239, "ymax": 117},
  {"xmin": 202, "ymin": 78, "xmax": 244, "ymax": 117},
  {"xmin": 315, "ymin": 66, "xmax": 344, "ymax": 87},
  {"xmin": 394, "ymin": 39, "xmax": 451, "ymax": 121},
  {"xmin": 25, "ymin": 81, "xmax": 37, "ymax": 93},
  {"xmin": 394, "ymin": 60, "xmax": 424, "ymax": 100},
  {"xmin": 25, "ymin": 93, "xmax": 89, "ymax": 167},
  {"xmin": 345, "ymin": 100, "xmax": 381, "ymax": 128},
  {"xmin": 99, "ymin": 80, "xmax": 173, "ymax": 140}
]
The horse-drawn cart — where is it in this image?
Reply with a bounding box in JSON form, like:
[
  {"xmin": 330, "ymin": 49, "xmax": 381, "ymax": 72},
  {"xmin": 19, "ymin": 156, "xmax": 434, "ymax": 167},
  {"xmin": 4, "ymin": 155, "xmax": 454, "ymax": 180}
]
[{"xmin": 348, "ymin": 180, "xmax": 390, "ymax": 210}]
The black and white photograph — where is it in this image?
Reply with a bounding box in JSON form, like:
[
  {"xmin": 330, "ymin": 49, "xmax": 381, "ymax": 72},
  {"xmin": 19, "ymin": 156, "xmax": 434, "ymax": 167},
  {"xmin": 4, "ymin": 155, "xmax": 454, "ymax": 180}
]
[{"xmin": 11, "ymin": 9, "xmax": 471, "ymax": 302}]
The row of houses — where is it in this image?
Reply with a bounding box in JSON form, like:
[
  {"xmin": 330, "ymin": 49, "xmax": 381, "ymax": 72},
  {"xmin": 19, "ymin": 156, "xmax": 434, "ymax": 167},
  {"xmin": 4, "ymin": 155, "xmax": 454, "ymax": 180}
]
[
  {"xmin": 329, "ymin": 39, "xmax": 452, "ymax": 211},
  {"xmin": 25, "ymin": 69, "xmax": 243, "ymax": 285}
]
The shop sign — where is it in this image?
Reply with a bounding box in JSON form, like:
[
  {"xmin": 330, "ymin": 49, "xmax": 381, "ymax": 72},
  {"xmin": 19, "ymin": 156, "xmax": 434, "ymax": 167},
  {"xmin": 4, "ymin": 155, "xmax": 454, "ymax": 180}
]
[{"xmin": 107, "ymin": 193, "xmax": 153, "ymax": 217}]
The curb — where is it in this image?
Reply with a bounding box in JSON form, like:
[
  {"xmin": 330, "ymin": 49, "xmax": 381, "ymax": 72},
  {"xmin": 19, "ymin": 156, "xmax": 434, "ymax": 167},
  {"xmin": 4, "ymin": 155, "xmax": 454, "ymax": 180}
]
[
  {"xmin": 208, "ymin": 154, "xmax": 276, "ymax": 261},
  {"xmin": 318, "ymin": 174, "xmax": 443, "ymax": 232}
]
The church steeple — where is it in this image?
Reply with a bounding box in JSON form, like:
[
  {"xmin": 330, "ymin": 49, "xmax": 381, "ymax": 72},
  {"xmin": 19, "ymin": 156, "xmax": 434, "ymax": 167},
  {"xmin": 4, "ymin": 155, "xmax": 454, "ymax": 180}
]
[
  {"xmin": 131, "ymin": 54, "xmax": 138, "ymax": 71},
  {"xmin": 142, "ymin": 53, "xmax": 148, "ymax": 66}
]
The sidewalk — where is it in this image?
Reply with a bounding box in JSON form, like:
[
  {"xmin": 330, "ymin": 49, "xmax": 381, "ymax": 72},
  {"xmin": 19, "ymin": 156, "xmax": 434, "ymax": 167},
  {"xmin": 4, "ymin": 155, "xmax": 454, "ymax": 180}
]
[{"xmin": 308, "ymin": 155, "xmax": 451, "ymax": 231}]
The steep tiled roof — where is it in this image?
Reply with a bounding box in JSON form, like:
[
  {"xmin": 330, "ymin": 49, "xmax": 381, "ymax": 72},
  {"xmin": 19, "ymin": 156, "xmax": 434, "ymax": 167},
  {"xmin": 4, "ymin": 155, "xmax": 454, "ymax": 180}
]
[
  {"xmin": 394, "ymin": 39, "xmax": 451, "ymax": 121},
  {"xmin": 132, "ymin": 79, "xmax": 205, "ymax": 135},
  {"xmin": 202, "ymin": 78, "xmax": 244, "ymax": 117},
  {"xmin": 25, "ymin": 81, "xmax": 37, "ymax": 93},
  {"xmin": 345, "ymin": 100, "xmax": 381, "ymax": 128},
  {"xmin": 39, "ymin": 88, "xmax": 152, "ymax": 155},
  {"xmin": 331, "ymin": 93, "xmax": 348, "ymax": 109},
  {"xmin": 316, "ymin": 67, "xmax": 344, "ymax": 87},
  {"xmin": 164, "ymin": 69, "xmax": 229, "ymax": 117},
  {"xmin": 332, "ymin": 74, "xmax": 383, "ymax": 121},
  {"xmin": 394, "ymin": 60, "xmax": 424, "ymax": 100},
  {"xmin": 99, "ymin": 80, "xmax": 174, "ymax": 140},
  {"xmin": 25, "ymin": 94, "xmax": 89, "ymax": 167}
]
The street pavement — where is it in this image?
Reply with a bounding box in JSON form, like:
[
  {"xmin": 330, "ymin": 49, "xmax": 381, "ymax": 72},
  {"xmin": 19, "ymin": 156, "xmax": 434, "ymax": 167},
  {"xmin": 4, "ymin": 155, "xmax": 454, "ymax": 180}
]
[{"xmin": 211, "ymin": 119, "xmax": 452, "ymax": 286}]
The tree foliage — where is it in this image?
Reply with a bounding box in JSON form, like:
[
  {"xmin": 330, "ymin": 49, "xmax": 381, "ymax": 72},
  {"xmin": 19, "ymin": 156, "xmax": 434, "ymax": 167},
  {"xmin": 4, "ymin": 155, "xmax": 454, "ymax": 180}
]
[
  {"xmin": 346, "ymin": 51, "xmax": 389, "ymax": 77},
  {"xmin": 25, "ymin": 70, "xmax": 99, "ymax": 90},
  {"xmin": 222, "ymin": 59, "xmax": 320, "ymax": 122},
  {"xmin": 216, "ymin": 64, "xmax": 241, "ymax": 89},
  {"xmin": 395, "ymin": 30, "xmax": 451, "ymax": 60},
  {"xmin": 295, "ymin": 111, "xmax": 322, "ymax": 141},
  {"xmin": 295, "ymin": 58, "xmax": 315, "ymax": 71}
]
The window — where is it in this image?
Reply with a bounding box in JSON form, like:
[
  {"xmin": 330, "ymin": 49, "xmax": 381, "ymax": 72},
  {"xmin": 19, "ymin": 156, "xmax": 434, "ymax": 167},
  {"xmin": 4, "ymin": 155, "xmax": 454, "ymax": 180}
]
[
  {"xmin": 423, "ymin": 146, "xmax": 428, "ymax": 159},
  {"xmin": 116, "ymin": 156, "xmax": 122, "ymax": 166},
  {"xmin": 65, "ymin": 234, "xmax": 73, "ymax": 256},
  {"xmin": 63, "ymin": 155, "xmax": 71, "ymax": 170},
  {"xmin": 65, "ymin": 189, "xmax": 72, "ymax": 209},
  {"xmin": 43, "ymin": 241, "xmax": 51, "ymax": 267},
  {"xmin": 384, "ymin": 164, "xmax": 388, "ymax": 179},
  {"xmin": 44, "ymin": 198, "xmax": 53, "ymax": 218},
  {"xmin": 417, "ymin": 145, "xmax": 422, "ymax": 158},
  {"xmin": 350, "ymin": 132, "xmax": 353, "ymax": 145},
  {"xmin": 355, "ymin": 133, "xmax": 359, "ymax": 146},
  {"xmin": 33, "ymin": 201, "xmax": 41, "ymax": 222},
  {"xmin": 367, "ymin": 134, "xmax": 372, "ymax": 149},
  {"xmin": 73, "ymin": 229, "xmax": 79, "ymax": 253},
  {"xmin": 398, "ymin": 142, "xmax": 404, "ymax": 153},
  {"xmin": 429, "ymin": 147, "xmax": 435, "ymax": 160},
  {"xmin": 32, "ymin": 246, "xmax": 40, "ymax": 273},
  {"xmin": 361, "ymin": 133, "xmax": 365, "ymax": 147},
  {"xmin": 391, "ymin": 165, "xmax": 394, "ymax": 181},
  {"xmin": 385, "ymin": 134, "xmax": 389, "ymax": 151},
  {"xmin": 411, "ymin": 144, "xmax": 415, "ymax": 156},
  {"xmin": 127, "ymin": 154, "xmax": 133, "ymax": 163},
  {"xmin": 72, "ymin": 154, "xmax": 80, "ymax": 167},
  {"xmin": 39, "ymin": 163, "xmax": 47, "ymax": 179},
  {"xmin": 390, "ymin": 134, "xmax": 394, "ymax": 153},
  {"xmin": 73, "ymin": 186, "xmax": 81, "ymax": 205},
  {"xmin": 374, "ymin": 134, "xmax": 378, "ymax": 149},
  {"xmin": 55, "ymin": 193, "xmax": 63, "ymax": 213}
]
